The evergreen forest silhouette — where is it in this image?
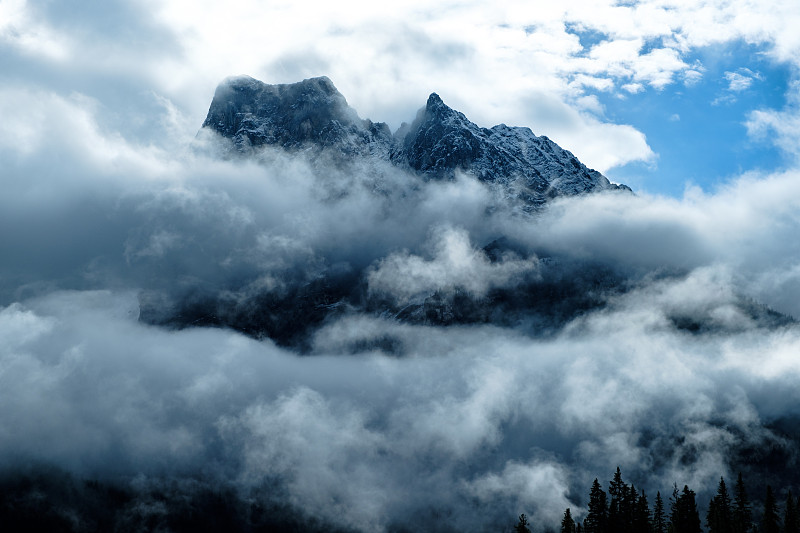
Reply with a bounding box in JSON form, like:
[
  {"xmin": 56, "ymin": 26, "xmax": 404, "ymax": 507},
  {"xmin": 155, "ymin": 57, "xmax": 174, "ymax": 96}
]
[{"xmin": 514, "ymin": 468, "xmax": 800, "ymax": 533}]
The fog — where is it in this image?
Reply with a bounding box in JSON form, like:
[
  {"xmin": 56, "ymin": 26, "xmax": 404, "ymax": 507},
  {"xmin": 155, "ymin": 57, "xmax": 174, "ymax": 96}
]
[{"xmin": 2, "ymin": 92, "xmax": 800, "ymax": 531}]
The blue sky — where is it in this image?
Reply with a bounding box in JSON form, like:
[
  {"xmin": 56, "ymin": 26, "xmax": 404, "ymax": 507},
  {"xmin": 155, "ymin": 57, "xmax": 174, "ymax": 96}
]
[{"xmin": 602, "ymin": 41, "xmax": 794, "ymax": 196}]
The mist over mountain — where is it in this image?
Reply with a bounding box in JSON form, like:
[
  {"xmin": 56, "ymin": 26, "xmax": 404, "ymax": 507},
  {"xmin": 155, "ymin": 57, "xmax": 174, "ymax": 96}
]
[
  {"xmin": 144, "ymin": 76, "xmax": 641, "ymax": 347},
  {"xmin": 1, "ymin": 75, "xmax": 800, "ymax": 532}
]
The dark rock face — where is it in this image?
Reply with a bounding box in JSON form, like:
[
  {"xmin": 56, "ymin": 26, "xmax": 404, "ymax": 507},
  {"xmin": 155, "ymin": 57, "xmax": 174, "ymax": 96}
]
[
  {"xmin": 399, "ymin": 93, "xmax": 484, "ymax": 174},
  {"xmin": 396, "ymin": 92, "xmax": 629, "ymax": 205},
  {"xmin": 200, "ymin": 75, "xmax": 629, "ymax": 205},
  {"xmin": 202, "ymin": 75, "xmax": 392, "ymax": 156}
]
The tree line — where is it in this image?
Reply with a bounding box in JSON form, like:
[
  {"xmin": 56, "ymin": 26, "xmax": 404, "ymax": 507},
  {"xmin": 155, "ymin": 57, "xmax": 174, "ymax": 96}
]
[{"xmin": 514, "ymin": 468, "xmax": 799, "ymax": 533}]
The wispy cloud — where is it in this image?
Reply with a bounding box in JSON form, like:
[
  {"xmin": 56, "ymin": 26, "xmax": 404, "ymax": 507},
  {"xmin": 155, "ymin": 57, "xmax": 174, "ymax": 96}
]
[
  {"xmin": 746, "ymin": 80, "xmax": 800, "ymax": 160},
  {"xmin": 713, "ymin": 68, "xmax": 763, "ymax": 105},
  {"xmin": 728, "ymin": 67, "xmax": 765, "ymax": 94}
]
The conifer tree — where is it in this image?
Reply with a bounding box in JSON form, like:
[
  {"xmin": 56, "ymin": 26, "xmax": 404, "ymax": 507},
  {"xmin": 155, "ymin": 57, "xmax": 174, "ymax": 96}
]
[
  {"xmin": 733, "ymin": 473, "xmax": 753, "ymax": 533},
  {"xmin": 669, "ymin": 483, "xmax": 681, "ymax": 533},
  {"xmin": 608, "ymin": 468, "xmax": 626, "ymax": 533},
  {"xmin": 684, "ymin": 485, "xmax": 702, "ymax": 533},
  {"xmin": 707, "ymin": 477, "xmax": 733, "ymax": 533},
  {"xmin": 584, "ymin": 478, "xmax": 608, "ymax": 533},
  {"xmin": 784, "ymin": 490, "xmax": 799, "ymax": 533},
  {"xmin": 515, "ymin": 513, "xmax": 532, "ymax": 533},
  {"xmin": 562, "ymin": 508, "xmax": 577, "ymax": 533},
  {"xmin": 708, "ymin": 498, "xmax": 720, "ymax": 533},
  {"xmin": 653, "ymin": 491, "xmax": 667, "ymax": 533},
  {"xmin": 761, "ymin": 486, "xmax": 780, "ymax": 533},
  {"xmin": 627, "ymin": 483, "xmax": 639, "ymax": 532},
  {"xmin": 670, "ymin": 485, "xmax": 701, "ymax": 533},
  {"xmin": 633, "ymin": 489, "xmax": 652, "ymax": 533}
]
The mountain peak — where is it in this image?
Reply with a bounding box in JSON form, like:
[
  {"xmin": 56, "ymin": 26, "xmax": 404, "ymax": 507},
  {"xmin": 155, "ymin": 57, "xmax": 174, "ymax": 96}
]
[
  {"xmin": 200, "ymin": 75, "xmax": 629, "ymax": 205},
  {"xmin": 219, "ymin": 75, "xmax": 259, "ymax": 89},
  {"xmin": 202, "ymin": 75, "xmax": 392, "ymax": 152},
  {"xmin": 421, "ymin": 92, "xmax": 461, "ymax": 123},
  {"xmin": 291, "ymin": 75, "xmax": 340, "ymax": 96},
  {"xmin": 218, "ymin": 75, "xmax": 339, "ymax": 94},
  {"xmin": 426, "ymin": 92, "xmax": 444, "ymax": 108}
]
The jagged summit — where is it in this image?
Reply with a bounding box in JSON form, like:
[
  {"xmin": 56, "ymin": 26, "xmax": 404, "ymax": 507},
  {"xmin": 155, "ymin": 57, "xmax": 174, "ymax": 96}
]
[
  {"xmin": 399, "ymin": 91, "xmax": 483, "ymax": 176},
  {"xmin": 201, "ymin": 76, "xmax": 629, "ymax": 205},
  {"xmin": 417, "ymin": 92, "xmax": 469, "ymax": 128},
  {"xmin": 202, "ymin": 76, "xmax": 392, "ymax": 154},
  {"xmin": 424, "ymin": 93, "xmax": 449, "ymax": 112}
]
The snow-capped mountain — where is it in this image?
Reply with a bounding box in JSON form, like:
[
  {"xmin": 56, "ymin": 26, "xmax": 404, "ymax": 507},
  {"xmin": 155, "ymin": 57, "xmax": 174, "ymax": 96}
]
[
  {"xmin": 164, "ymin": 75, "xmax": 791, "ymax": 349},
  {"xmin": 201, "ymin": 75, "xmax": 629, "ymax": 207}
]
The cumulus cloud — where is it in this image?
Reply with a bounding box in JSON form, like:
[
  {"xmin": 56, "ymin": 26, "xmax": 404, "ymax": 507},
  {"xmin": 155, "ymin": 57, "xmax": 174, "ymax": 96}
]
[
  {"xmin": 367, "ymin": 226, "xmax": 539, "ymax": 303},
  {"xmin": 622, "ymin": 82, "xmax": 645, "ymax": 94}
]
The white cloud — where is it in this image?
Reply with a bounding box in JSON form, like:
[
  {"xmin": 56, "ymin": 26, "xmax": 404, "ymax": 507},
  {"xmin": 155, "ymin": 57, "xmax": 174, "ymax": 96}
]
[
  {"xmin": 683, "ymin": 68, "xmax": 704, "ymax": 87},
  {"xmin": 632, "ymin": 47, "xmax": 688, "ymax": 89},
  {"xmin": 725, "ymin": 71, "xmax": 754, "ymax": 91},
  {"xmin": 724, "ymin": 68, "xmax": 763, "ymax": 92},
  {"xmin": 466, "ymin": 460, "xmax": 574, "ymax": 523},
  {"xmin": 746, "ymin": 80, "xmax": 800, "ymax": 160},
  {"xmin": 570, "ymin": 74, "xmax": 615, "ymax": 92},
  {"xmin": 747, "ymin": 105, "xmax": 800, "ymax": 155},
  {"xmin": 0, "ymin": 0, "xmax": 72, "ymax": 60},
  {"xmin": 622, "ymin": 82, "xmax": 644, "ymax": 93},
  {"xmin": 2, "ymin": 256, "xmax": 799, "ymax": 529},
  {"xmin": 367, "ymin": 226, "xmax": 539, "ymax": 303},
  {"xmin": 0, "ymin": 87, "xmax": 171, "ymax": 178}
]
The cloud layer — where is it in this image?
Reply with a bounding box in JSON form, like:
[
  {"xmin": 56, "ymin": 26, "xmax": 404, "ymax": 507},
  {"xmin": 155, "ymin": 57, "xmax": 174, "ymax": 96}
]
[
  {"xmin": 2, "ymin": 81, "xmax": 800, "ymax": 530},
  {"xmin": 4, "ymin": 1, "xmax": 800, "ymax": 530}
]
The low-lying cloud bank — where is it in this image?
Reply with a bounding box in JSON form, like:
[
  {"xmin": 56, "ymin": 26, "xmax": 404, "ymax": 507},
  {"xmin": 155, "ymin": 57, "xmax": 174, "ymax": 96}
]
[
  {"xmin": 2, "ymin": 281, "xmax": 798, "ymax": 530},
  {"xmin": 2, "ymin": 91, "xmax": 800, "ymax": 531}
]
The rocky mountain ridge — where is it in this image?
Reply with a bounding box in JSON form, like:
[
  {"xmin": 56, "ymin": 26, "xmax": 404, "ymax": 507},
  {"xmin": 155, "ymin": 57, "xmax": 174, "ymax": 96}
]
[
  {"xmin": 201, "ymin": 75, "xmax": 629, "ymax": 207},
  {"xmin": 157, "ymin": 75, "xmax": 796, "ymax": 350}
]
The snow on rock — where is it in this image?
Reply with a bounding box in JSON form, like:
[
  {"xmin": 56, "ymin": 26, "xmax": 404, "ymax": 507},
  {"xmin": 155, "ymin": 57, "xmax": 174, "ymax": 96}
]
[{"xmin": 201, "ymin": 76, "xmax": 630, "ymax": 207}]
